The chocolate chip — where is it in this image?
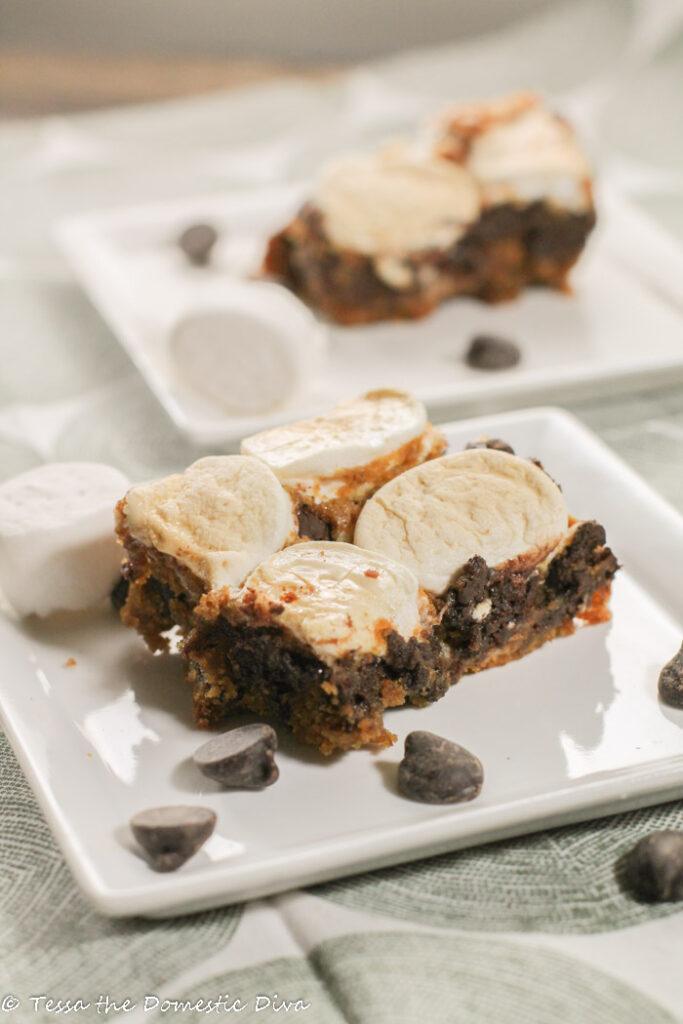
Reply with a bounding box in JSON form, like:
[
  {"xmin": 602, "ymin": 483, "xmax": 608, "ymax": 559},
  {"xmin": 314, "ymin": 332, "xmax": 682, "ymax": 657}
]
[
  {"xmin": 193, "ymin": 723, "xmax": 279, "ymax": 789},
  {"xmin": 465, "ymin": 334, "xmax": 521, "ymax": 371},
  {"xmin": 130, "ymin": 805, "xmax": 216, "ymax": 872},
  {"xmin": 621, "ymin": 831, "xmax": 683, "ymax": 902},
  {"xmin": 465, "ymin": 438, "xmax": 515, "ymax": 454},
  {"xmin": 398, "ymin": 731, "xmax": 483, "ymax": 804},
  {"xmin": 658, "ymin": 643, "xmax": 683, "ymax": 708},
  {"xmin": 110, "ymin": 574, "xmax": 129, "ymax": 612},
  {"xmin": 178, "ymin": 223, "xmax": 218, "ymax": 266}
]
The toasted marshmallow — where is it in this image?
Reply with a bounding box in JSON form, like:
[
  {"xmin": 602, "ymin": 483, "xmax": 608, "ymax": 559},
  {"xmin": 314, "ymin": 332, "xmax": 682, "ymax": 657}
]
[
  {"xmin": 0, "ymin": 462, "xmax": 129, "ymax": 617},
  {"xmin": 242, "ymin": 389, "xmax": 436, "ymax": 486},
  {"xmin": 315, "ymin": 143, "xmax": 480, "ymax": 257},
  {"xmin": 355, "ymin": 448, "xmax": 568, "ymax": 594},
  {"xmin": 234, "ymin": 541, "xmax": 424, "ymax": 662},
  {"xmin": 432, "ymin": 93, "xmax": 592, "ymax": 211},
  {"xmin": 120, "ymin": 455, "xmax": 297, "ymax": 590}
]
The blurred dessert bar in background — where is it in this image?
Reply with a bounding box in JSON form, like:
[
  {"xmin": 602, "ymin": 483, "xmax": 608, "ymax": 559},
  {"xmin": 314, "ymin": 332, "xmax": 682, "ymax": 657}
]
[{"xmin": 264, "ymin": 91, "xmax": 595, "ymax": 323}]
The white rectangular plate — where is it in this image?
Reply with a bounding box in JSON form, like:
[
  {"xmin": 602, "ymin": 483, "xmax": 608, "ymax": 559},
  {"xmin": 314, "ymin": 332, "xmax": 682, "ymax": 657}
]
[
  {"xmin": 1, "ymin": 408, "xmax": 682, "ymax": 918},
  {"xmin": 57, "ymin": 188, "xmax": 683, "ymax": 445}
]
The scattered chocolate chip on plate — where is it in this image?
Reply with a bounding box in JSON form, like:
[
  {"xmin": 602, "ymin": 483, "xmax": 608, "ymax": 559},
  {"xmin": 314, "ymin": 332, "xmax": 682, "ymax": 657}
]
[
  {"xmin": 178, "ymin": 223, "xmax": 218, "ymax": 266},
  {"xmin": 398, "ymin": 730, "xmax": 484, "ymax": 804},
  {"xmin": 130, "ymin": 805, "xmax": 216, "ymax": 872},
  {"xmin": 193, "ymin": 723, "xmax": 279, "ymax": 789},
  {"xmin": 465, "ymin": 334, "xmax": 521, "ymax": 371},
  {"xmin": 658, "ymin": 642, "xmax": 683, "ymax": 708}
]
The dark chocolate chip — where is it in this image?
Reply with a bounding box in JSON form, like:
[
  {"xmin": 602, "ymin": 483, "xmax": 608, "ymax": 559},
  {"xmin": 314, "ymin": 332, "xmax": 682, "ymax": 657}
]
[
  {"xmin": 465, "ymin": 438, "xmax": 515, "ymax": 455},
  {"xmin": 193, "ymin": 723, "xmax": 279, "ymax": 789},
  {"xmin": 297, "ymin": 505, "xmax": 332, "ymax": 541},
  {"xmin": 658, "ymin": 643, "xmax": 683, "ymax": 709},
  {"xmin": 465, "ymin": 334, "xmax": 521, "ymax": 371},
  {"xmin": 110, "ymin": 574, "xmax": 129, "ymax": 612},
  {"xmin": 621, "ymin": 831, "xmax": 683, "ymax": 902},
  {"xmin": 398, "ymin": 730, "xmax": 483, "ymax": 804},
  {"xmin": 178, "ymin": 223, "xmax": 218, "ymax": 266},
  {"xmin": 130, "ymin": 805, "xmax": 216, "ymax": 872}
]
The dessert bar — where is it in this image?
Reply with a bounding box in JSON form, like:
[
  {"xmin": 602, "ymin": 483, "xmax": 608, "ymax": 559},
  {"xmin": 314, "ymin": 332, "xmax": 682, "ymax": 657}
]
[{"xmin": 263, "ymin": 92, "xmax": 595, "ymax": 324}]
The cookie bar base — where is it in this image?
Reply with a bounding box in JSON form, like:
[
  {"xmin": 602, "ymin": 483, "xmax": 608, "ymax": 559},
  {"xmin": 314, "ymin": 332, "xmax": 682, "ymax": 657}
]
[
  {"xmin": 182, "ymin": 520, "xmax": 617, "ymax": 753},
  {"xmin": 115, "ymin": 511, "xmax": 206, "ymax": 653},
  {"xmin": 264, "ymin": 201, "xmax": 596, "ymax": 325},
  {"xmin": 184, "ymin": 599, "xmax": 448, "ymax": 755},
  {"xmin": 437, "ymin": 520, "xmax": 618, "ymax": 680}
]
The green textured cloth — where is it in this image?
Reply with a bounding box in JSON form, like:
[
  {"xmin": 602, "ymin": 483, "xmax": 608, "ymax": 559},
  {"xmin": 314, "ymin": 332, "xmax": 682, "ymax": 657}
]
[{"xmin": 1, "ymin": 3, "xmax": 683, "ymax": 1021}]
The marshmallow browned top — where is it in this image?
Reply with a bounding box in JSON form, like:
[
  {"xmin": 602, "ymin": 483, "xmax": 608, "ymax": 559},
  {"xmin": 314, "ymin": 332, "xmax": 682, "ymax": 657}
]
[
  {"xmin": 354, "ymin": 448, "xmax": 568, "ymax": 594},
  {"xmin": 235, "ymin": 541, "xmax": 424, "ymax": 662},
  {"xmin": 315, "ymin": 144, "xmax": 480, "ymax": 256},
  {"xmin": 120, "ymin": 455, "xmax": 297, "ymax": 589},
  {"xmin": 241, "ymin": 389, "xmax": 432, "ymax": 481},
  {"xmin": 432, "ymin": 92, "xmax": 592, "ymax": 211}
]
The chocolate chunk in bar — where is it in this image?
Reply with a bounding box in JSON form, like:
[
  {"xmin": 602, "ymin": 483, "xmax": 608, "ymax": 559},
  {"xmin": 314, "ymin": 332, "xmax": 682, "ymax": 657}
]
[
  {"xmin": 178, "ymin": 223, "xmax": 218, "ymax": 266},
  {"xmin": 465, "ymin": 334, "xmax": 521, "ymax": 371},
  {"xmin": 658, "ymin": 643, "xmax": 683, "ymax": 708},
  {"xmin": 193, "ymin": 724, "xmax": 279, "ymax": 789},
  {"xmin": 110, "ymin": 574, "xmax": 129, "ymax": 612},
  {"xmin": 621, "ymin": 831, "xmax": 683, "ymax": 903},
  {"xmin": 130, "ymin": 805, "xmax": 216, "ymax": 872},
  {"xmin": 398, "ymin": 731, "xmax": 483, "ymax": 804}
]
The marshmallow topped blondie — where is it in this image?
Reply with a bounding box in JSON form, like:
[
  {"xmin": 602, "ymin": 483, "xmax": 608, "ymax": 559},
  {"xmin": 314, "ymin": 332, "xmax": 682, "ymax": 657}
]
[
  {"xmin": 186, "ymin": 543, "xmax": 447, "ymax": 753},
  {"xmin": 242, "ymin": 389, "xmax": 446, "ymax": 541},
  {"xmin": 356, "ymin": 444, "xmax": 617, "ymax": 679},
  {"xmin": 263, "ymin": 91, "xmax": 595, "ymax": 323}
]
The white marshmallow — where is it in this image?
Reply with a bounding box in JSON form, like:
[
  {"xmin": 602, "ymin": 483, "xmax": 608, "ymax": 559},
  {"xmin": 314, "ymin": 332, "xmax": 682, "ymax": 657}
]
[
  {"xmin": 121, "ymin": 455, "xmax": 297, "ymax": 590},
  {"xmin": 236, "ymin": 541, "xmax": 423, "ymax": 662},
  {"xmin": 169, "ymin": 281, "xmax": 327, "ymax": 416},
  {"xmin": 315, "ymin": 143, "xmax": 480, "ymax": 256},
  {"xmin": 0, "ymin": 462, "xmax": 129, "ymax": 617},
  {"xmin": 241, "ymin": 389, "xmax": 430, "ymax": 481},
  {"xmin": 355, "ymin": 449, "xmax": 568, "ymax": 594}
]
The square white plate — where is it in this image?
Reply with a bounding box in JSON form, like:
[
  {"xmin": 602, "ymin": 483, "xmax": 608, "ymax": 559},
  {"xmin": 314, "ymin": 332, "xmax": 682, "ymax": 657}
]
[
  {"xmin": 1, "ymin": 408, "xmax": 682, "ymax": 918},
  {"xmin": 57, "ymin": 188, "xmax": 683, "ymax": 446}
]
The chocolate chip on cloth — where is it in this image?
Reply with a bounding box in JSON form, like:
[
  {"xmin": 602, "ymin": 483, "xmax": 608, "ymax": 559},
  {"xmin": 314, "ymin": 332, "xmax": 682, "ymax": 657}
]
[
  {"xmin": 130, "ymin": 806, "xmax": 216, "ymax": 872},
  {"xmin": 465, "ymin": 438, "xmax": 515, "ymax": 455},
  {"xmin": 193, "ymin": 723, "xmax": 279, "ymax": 789},
  {"xmin": 465, "ymin": 334, "xmax": 521, "ymax": 370},
  {"xmin": 658, "ymin": 642, "xmax": 683, "ymax": 708},
  {"xmin": 178, "ymin": 223, "xmax": 218, "ymax": 266},
  {"xmin": 398, "ymin": 731, "xmax": 484, "ymax": 804},
  {"xmin": 620, "ymin": 831, "xmax": 683, "ymax": 903}
]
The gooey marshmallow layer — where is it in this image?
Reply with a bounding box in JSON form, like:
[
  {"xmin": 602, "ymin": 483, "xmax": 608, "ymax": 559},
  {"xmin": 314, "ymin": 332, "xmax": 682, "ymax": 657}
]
[
  {"xmin": 235, "ymin": 541, "xmax": 424, "ymax": 662},
  {"xmin": 120, "ymin": 455, "xmax": 297, "ymax": 590},
  {"xmin": 242, "ymin": 389, "xmax": 436, "ymax": 486},
  {"xmin": 354, "ymin": 448, "xmax": 568, "ymax": 594}
]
